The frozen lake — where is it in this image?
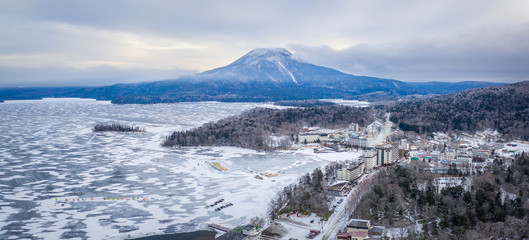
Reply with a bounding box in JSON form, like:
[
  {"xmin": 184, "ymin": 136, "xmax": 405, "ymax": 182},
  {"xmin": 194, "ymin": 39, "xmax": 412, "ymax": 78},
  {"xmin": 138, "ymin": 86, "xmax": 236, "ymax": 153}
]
[{"xmin": 0, "ymin": 99, "xmax": 360, "ymax": 239}]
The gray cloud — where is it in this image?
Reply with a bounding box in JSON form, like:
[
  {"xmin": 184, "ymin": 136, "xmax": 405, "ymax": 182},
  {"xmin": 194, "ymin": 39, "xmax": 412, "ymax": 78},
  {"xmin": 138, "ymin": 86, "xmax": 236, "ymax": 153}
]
[
  {"xmin": 289, "ymin": 23, "xmax": 529, "ymax": 82},
  {"xmin": 0, "ymin": 0, "xmax": 528, "ymax": 86},
  {"xmin": 0, "ymin": 66, "xmax": 196, "ymax": 87}
]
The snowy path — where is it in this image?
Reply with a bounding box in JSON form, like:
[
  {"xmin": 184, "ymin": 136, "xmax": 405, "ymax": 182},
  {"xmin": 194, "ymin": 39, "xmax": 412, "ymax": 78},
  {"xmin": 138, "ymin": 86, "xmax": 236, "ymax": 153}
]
[{"xmin": 322, "ymin": 172, "xmax": 377, "ymax": 240}]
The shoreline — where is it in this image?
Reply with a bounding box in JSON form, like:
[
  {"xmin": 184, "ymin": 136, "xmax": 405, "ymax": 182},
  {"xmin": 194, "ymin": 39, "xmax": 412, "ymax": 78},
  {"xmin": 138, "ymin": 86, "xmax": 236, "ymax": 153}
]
[{"xmin": 128, "ymin": 230, "xmax": 216, "ymax": 240}]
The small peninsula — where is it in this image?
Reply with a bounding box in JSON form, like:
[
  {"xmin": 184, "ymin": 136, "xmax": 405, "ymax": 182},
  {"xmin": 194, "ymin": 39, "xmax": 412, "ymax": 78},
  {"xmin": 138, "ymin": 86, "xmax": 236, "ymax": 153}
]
[{"xmin": 163, "ymin": 105, "xmax": 382, "ymax": 151}]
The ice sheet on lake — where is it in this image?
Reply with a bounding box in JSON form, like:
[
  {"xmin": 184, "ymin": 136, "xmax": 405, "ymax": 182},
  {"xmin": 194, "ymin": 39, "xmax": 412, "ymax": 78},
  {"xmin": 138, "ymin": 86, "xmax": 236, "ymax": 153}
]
[{"xmin": 0, "ymin": 99, "xmax": 356, "ymax": 239}]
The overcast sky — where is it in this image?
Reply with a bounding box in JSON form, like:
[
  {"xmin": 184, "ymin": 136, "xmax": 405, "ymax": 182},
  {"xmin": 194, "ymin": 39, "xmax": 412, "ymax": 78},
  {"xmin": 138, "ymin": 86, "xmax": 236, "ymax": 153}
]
[{"xmin": 1, "ymin": 0, "xmax": 528, "ymax": 87}]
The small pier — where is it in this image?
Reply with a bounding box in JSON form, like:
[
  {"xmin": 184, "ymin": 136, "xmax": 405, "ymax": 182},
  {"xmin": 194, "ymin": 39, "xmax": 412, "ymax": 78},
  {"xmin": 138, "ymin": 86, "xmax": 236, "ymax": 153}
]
[{"xmin": 208, "ymin": 223, "xmax": 231, "ymax": 233}]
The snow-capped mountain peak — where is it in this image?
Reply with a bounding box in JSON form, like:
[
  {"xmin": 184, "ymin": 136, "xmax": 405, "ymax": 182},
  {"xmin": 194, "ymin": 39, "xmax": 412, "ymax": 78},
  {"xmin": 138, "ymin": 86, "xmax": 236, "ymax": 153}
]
[
  {"xmin": 231, "ymin": 48, "xmax": 293, "ymax": 66},
  {"xmin": 201, "ymin": 48, "xmax": 301, "ymax": 84}
]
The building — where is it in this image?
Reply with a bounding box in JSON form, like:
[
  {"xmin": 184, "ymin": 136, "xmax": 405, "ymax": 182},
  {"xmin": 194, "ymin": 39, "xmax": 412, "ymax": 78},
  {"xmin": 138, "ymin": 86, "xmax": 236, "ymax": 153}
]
[
  {"xmin": 337, "ymin": 161, "xmax": 365, "ymax": 181},
  {"xmin": 433, "ymin": 177, "xmax": 463, "ymax": 192},
  {"xmin": 338, "ymin": 219, "xmax": 385, "ymax": 240},
  {"xmin": 444, "ymin": 149, "xmax": 456, "ymax": 160},
  {"xmin": 215, "ymin": 225, "xmax": 261, "ymax": 240},
  {"xmin": 215, "ymin": 232, "xmax": 247, "ymax": 240},
  {"xmin": 298, "ymin": 132, "xmax": 329, "ymax": 144},
  {"xmin": 242, "ymin": 225, "xmax": 260, "ymax": 240},
  {"xmin": 376, "ymin": 144, "xmax": 399, "ymax": 165},
  {"xmin": 347, "ymin": 219, "xmax": 371, "ymax": 233},
  {"xmin": 336, "ymin": 231, "xmax": 368, "ymax": 240},
  {"xmin": 362, "ymin": 150, "xmax": 377, "ymax": 171},
  {"xmin": 399, "ymin": 139, "xmax": 409, "ymax": 150},
  {"xmin": 350, "ymin": 123, "xmax": 360, "ymax": 132},
  {"xmin": 472, "ymin": 149, "xmax": 491, "ymax": 158},
  {"xmin": 455, "ymin": 155, "xmax": 472, "ymax": 164},
  {"xmin": 349, "ymin": 136, "xmax": 372, "ymax": 148},
  {"xmin": 368, "ymin": 226, "xmax": 386, "ymax": 236},
  {"xmin": 327, "ymin": 182, "xmax": 349, "ymax": 196}
]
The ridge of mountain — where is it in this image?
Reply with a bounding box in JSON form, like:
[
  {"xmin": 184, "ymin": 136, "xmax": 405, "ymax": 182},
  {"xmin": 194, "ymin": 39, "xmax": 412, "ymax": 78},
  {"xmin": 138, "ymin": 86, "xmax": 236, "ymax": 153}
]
[
  {"xmin": 0, "ymin": 48, "xmax": 504, "ymax": 103},
  {"xmin": 390, "ymin": 81, "xmax": 529, "ymax": 139}
]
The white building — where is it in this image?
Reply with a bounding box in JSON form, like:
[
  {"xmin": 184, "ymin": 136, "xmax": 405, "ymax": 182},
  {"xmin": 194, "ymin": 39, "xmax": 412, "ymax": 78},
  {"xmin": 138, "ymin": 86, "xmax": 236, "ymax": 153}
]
[
  {"xmin": 347, "ymin": 219, "xmax": 371, "ymax": 233},
  {"xmin": 350, "ymin": 123, "xmax": 360, "ymax": 132},
  {"xmin": 472, "ymin": 149, "xmax": 491, "ymax": 158},
  {"xmin": 456, "ymin": 155, "xmax": 472, "ymax": 164},
  {"xmin": 349, "ymin": 136, "xmax": 372, "ymax": 148},
  {"xmin": 433, "ymin": 177, "xmax": 463, "ymax": 192},
  {"xmin": 362, "ymin": 150, "xmax": 377, "ymax": 171},
  {"xmin": 400, "ymin": 139, "xmax": 409, "ymax": 150},
  {"xmin": 337, "ymin": 161, "xmax": 365, "ymax": 181},
  {"xmin": 376, "ymin": 143, "xmax": 399, "ymax": 165},
  {"xmin": 298, "ymin": 132, "xmax": 329, "ymax": 143},
  {"xmin": 444, "ymin": 149, "xmax": 456, "ymax": 160}
]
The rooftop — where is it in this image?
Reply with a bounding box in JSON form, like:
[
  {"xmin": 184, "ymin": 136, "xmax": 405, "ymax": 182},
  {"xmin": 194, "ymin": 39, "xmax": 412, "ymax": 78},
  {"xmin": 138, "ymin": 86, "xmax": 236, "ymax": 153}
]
[
  {"xmin": 347, "ymin": 219, "xmax": 370, "ymax": 229},
  {"xmin": 215, "ymin": 232, "xmax": 247, "ymax": 240},
  {"xmin": 375, "ymin": 143, "xmax": 397, "ymax": 150},
  {"xmin": 368, "ymin": 226, "xmax": 386, "ymax": 235}
]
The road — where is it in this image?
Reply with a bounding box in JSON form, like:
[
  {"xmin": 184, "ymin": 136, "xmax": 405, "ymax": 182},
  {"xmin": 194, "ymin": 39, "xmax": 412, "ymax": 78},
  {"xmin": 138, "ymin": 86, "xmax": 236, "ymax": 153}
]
[{"xmin": 321, "ymin": 171, "xmax": 377, "ymax": 240}]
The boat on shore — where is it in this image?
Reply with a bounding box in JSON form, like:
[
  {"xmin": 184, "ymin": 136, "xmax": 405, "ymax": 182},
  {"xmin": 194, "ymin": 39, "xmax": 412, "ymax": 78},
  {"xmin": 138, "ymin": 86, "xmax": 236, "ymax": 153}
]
[{"xmin": 207, "ymin": 161, "xmax": 228, "ymax": 171}]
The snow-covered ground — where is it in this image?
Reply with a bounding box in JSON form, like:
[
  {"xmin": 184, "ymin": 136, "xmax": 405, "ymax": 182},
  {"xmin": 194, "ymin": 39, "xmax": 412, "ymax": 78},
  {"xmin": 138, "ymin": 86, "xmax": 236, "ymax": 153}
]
[
  {"xmin": 500, "ymin": 142, "xmax": 529, "ymax": 158},
  {"xmin": 320, "ymin": 99, "xmax": 370, "ymax": 108},
  {"xmin": 274, "ymin": 213, "xmax": 324, "ymax": 240},
  {"xmin": 0, "ymin": 99, "xmax": 364, "ymax": 240},
  {"xmin": 269, "ymin": 168, "xmax": 377, "ymax": 240}
]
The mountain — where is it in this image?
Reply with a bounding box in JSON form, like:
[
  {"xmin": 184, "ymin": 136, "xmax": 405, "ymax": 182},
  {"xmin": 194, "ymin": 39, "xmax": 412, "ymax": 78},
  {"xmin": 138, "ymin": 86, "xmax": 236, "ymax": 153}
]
[
  {"xmin": 390, "ymin": 81, "xmax": 529, "ymax": 139},
  {"xmin": 200, "ymin": 48, "xmax": 302, "ymax": 84},
  {"xmin": 0, "ymin": 87, "xmax": 96, "ymax": 101},
  {"xmin": 106, "ymin": 48, "xmax": 414, "ymax": 103},
  {"xmin": 0, "ymin": 48, "xmax": 503, "ymax": 103}
]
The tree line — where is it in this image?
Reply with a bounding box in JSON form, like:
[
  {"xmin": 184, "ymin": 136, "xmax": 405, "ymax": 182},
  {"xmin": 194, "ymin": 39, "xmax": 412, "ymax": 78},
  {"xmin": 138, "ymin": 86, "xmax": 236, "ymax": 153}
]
[{"xmin": 93, "ymin": 123, "xmax": 145, "ymax": 133}]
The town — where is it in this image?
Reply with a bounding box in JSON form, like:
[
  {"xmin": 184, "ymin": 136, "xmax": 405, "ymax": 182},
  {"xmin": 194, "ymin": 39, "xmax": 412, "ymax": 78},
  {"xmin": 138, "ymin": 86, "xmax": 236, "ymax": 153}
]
[{"xmin": 209, "ymin": 119, "xmax": 529, "ymax": 240}]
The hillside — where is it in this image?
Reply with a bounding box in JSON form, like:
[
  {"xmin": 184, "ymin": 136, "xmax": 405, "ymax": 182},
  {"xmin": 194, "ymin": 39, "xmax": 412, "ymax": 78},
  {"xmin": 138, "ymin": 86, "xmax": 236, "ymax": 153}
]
[
  {"xmin": 162, "ymin": 105, "xmax": 381, "ymax": 150},
  {"xmin": 390, "ymin": 81, "xmax": 529, "ymax": 139},
  {"xmin": 351, "ymin": 155, "xmax": 529, "ymax": 239}
]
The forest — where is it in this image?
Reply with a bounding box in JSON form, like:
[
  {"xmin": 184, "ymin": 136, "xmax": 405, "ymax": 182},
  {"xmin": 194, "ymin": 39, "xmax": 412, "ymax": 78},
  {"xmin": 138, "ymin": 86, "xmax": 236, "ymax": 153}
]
[
  {"xmin": 92, "ymin": 123, "xmax": 145, "ymax": 133},
  {"xmin": 390, "ymin": 81, "xmax": 529, "ymax": 140},
  {"xmin": 163, "ymin": 105, "xmax": 382, "ymax": 150},
  {"xmin": 351, "ymin": 153, "xmax": 529, "ymax": 239},
  {"xmin": 267, "ymin": 163, "xmax": 341, "ymax": 219}
]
